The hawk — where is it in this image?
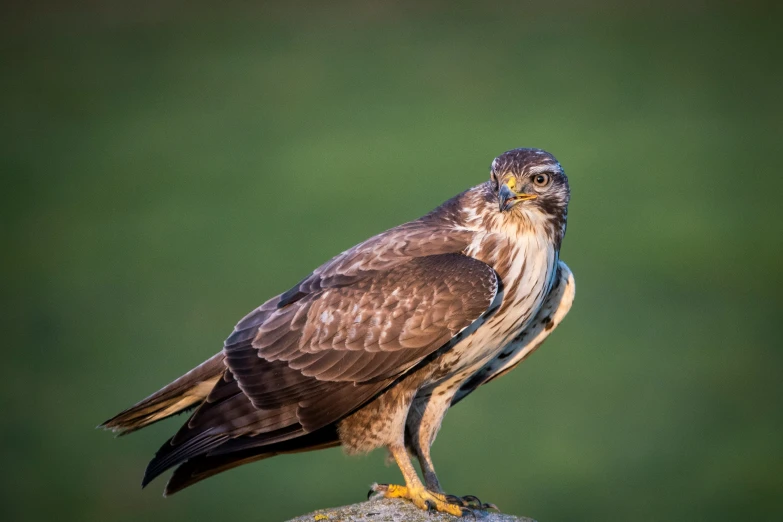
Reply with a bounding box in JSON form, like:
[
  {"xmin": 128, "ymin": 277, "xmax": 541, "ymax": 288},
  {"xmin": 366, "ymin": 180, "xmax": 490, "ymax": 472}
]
[{"xmin": 102, "ymin": 147, "xmax": 575, "ymax": 516}]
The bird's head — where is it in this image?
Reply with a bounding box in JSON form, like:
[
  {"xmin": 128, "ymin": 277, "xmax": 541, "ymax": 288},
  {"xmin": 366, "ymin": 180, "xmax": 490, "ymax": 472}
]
[{"xmin": 490, "ymin": 148, "xmax": 570, "ymax": 227}]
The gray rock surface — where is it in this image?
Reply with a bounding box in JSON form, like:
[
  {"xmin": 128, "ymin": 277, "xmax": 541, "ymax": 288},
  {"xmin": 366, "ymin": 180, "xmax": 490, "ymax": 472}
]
[{"xmin": 286, "ymin": 498, "xmax": 536, "ymax": 522}]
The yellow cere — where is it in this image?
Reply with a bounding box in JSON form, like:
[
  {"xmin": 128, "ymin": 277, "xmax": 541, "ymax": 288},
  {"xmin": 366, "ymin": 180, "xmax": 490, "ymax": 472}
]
[{"xmin": 506, "ymin": 177, "xmax": 516, "ymax": 190}]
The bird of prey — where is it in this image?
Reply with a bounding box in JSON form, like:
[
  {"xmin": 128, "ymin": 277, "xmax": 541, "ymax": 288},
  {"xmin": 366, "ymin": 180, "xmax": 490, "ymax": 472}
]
[{"xmin": 102, "ymin": 147, "xmax": 575, "ymax": 516}]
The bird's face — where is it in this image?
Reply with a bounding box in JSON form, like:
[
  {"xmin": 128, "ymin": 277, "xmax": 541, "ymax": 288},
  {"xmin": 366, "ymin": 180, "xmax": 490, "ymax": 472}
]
[{"xmin": 490, "ymin": 148, "xmax": 570, "ymax": 224}]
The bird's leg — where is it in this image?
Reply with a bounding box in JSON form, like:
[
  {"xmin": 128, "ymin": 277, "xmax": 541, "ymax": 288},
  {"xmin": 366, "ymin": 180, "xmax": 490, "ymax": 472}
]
[
  {"xmin": 413, "ymin": 442, "xmax": 442, "ymax": 493},
  {"xmin": 407, "ymin": 390, "xmax": 500, "ymax": 512},
  {"xmin": 406, "ymin": 390, "xmax": 451, "ymax": 492},
  {"xmin": 410, "ymin": 443, "xmax": 499, "ymax": 512},
  {"xmin": 370, "ymin": 442, "xmax": 465, "ymax": 516}
]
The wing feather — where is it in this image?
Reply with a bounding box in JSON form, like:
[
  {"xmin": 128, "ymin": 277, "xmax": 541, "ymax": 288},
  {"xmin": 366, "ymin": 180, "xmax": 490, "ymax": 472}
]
[
  {"xmin": 145, "ymin": 213, "xmax": 498, "ymax": 487},
  {"xmin": 229, "ymin": 254, "xmax": 497, "ymax": 392},
  {"xmin": 147, "ymin": 254, "xmax": 497, "ymax": 480}
]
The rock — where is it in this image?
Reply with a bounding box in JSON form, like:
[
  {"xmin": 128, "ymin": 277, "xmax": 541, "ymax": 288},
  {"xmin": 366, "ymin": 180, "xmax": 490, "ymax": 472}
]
[{"xmin": 286, "ymin": 498, "xmax": 537, "ymax": 522}]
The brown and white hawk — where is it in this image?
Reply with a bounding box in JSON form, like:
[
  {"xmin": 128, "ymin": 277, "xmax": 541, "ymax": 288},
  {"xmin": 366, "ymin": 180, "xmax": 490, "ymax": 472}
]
[{"xmin": 102, "ymin": 147, "xmax": 576, "ymax": 516}]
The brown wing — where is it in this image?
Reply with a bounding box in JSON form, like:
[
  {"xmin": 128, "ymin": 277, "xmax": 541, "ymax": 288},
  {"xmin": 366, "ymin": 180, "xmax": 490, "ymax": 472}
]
[
  {"xmin": 230, "ymin": 253, "xmax": 499, "ymax": 407},
  {"xmin": 143, "ymin": 253, "xmax": 499, "ymax": 487}
]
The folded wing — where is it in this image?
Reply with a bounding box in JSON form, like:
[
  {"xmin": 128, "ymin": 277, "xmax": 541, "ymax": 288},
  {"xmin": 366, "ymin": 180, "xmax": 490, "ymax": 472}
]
[{"xmin": 144, "ymin": 253, "xmax": 500, "ymax": 488}]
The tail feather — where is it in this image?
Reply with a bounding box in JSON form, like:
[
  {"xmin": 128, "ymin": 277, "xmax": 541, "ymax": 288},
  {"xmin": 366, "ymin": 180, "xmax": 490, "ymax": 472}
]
[
  {"xmin": 164, "ymin": 426, "xmax": 340, "ymax": 495},
  {"xmin": 100, "ymin": 352, "xmax": 225, "ymax": 435},
  {"xmin": 101, "ymin": 349, "xmax": 343, "ymax": 494},
  {"xmin": 142, "ymin": 430, "xmax": 229, "ymax": 488}
]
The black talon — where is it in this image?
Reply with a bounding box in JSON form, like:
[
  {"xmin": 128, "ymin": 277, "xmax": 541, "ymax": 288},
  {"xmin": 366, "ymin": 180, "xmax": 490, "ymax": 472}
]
[
  {"xmin": 445, "ymin": 494, "xmax": 466, "ymax": 506},
  {"xmin": 461, "ymin": 495, "xmax": 482, "ymax": 507},
  {"xmin": 481, "ymin": 502, "xmax": 500, "ymax": 511},
  {"xmin": 461, "ymin": 507, "xmax": 477, "ymax": 520},
  {"xmin": 425, "ymin": 500, "xmax": 436, "ymax": 512}
]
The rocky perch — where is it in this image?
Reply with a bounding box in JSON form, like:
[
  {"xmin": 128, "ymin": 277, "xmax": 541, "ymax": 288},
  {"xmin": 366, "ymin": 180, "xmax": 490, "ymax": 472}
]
[{"xmin": 287, "ymin": 498, "xmax": 536, "ymax": 522}]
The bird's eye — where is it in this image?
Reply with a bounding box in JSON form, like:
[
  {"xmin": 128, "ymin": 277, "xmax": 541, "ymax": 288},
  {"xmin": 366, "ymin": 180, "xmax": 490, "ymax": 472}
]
[{"xmin": 532, "ymin": 173, "xmax": 550, "ymax": 187}]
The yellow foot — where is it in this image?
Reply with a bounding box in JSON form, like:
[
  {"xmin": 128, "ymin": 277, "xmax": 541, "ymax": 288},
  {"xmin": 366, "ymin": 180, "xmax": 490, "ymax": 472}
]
[{"xmin": 370, "ymin": 483, "xmax": 465, "ymax": 516}]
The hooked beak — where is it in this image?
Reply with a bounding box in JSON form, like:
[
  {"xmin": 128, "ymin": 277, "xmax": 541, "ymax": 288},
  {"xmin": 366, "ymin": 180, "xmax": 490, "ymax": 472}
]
[{"xmin": 498, "ymin": 182, "xmax": 537, "ymax": 212}]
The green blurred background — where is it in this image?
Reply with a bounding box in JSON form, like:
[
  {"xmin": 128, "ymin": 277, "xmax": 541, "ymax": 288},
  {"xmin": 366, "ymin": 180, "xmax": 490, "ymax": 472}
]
[{"xmin": 3, "ymin": 1, "xmax": 782, "ymax": 521}]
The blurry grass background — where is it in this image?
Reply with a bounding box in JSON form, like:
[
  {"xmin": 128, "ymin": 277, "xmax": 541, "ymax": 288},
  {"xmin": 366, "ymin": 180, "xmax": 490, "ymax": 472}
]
[{"xmin": 2, "ymin": 1, "xmax": 782, "ymax": 521}]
